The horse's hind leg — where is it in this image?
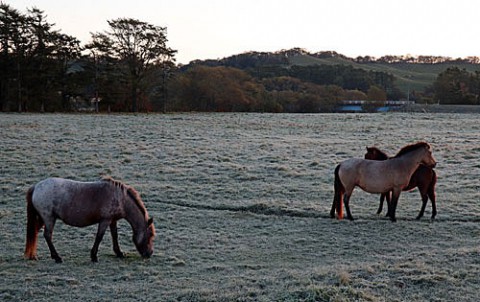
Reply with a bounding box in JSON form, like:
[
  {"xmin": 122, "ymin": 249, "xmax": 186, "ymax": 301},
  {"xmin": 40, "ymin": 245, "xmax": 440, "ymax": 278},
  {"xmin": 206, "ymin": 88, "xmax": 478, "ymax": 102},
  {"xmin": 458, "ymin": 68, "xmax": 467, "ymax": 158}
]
[
  {"xmin": 377, "ymin": 192, "xmax": 392, "ymax": 216},
  {"xmin": 377, "ymin": 194, "xmax": 385, "ymax": 215},
  {"xmin": 110, "ymin": 221, "xmax": 125, "ymax": 258},
  {"xmin": 383, "ymin": 192, "xmax": 393, "ymax": 217},
  {"xmin": 416, "ymin": 191, "xmax": 428, "ymax": 220},
  {"xmin": 43, "ymin": 220, "xmax": 62, "ymax": 263},
  {"xmin": 344, "ymin": 193, "xmax": 354, "ymax": 221},
  {"xmin": 428, "ymin": 185, "xmax": 437, "ymax": 220}
]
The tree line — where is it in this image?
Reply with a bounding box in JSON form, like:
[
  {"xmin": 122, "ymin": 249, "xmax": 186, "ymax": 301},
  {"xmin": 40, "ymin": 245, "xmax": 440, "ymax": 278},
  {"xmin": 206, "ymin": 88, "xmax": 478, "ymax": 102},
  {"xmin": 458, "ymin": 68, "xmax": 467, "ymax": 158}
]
[
  {"xmin": 1, "ymin": 3, "xmax": 175, "ymax": 112},
  {"xmin": 167, "ymin": 64, "xmax": 395, "ymax": 113},
  {"xmin": 432, "ymin": 67, "xmax": 480, "ymax": 105},
  {"xmin": 1, "ymin": 3, "xmax": 479, "ymax": 113}
]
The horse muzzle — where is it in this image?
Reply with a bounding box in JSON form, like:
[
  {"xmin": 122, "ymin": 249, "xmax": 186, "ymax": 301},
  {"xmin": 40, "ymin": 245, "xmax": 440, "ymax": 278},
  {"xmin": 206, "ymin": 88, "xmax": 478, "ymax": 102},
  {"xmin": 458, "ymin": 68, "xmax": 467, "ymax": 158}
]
[{"xmin": 141, "ymin": 250, "xmax": 153, "ymax": 258}]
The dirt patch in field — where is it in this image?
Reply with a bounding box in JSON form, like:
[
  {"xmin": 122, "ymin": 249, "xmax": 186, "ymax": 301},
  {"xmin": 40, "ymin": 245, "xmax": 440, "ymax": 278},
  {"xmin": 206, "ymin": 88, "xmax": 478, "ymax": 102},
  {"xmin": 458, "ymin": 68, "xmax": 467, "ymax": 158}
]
[{"xmin": 0, "ymin": 113, "xmax": 479, "ymax": 301}]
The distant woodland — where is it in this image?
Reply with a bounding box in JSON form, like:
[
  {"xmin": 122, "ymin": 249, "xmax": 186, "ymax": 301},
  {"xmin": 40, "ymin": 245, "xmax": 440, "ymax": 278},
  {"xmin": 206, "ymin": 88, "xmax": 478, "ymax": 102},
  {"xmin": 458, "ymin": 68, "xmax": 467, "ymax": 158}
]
[{"xmin": 2, "ymin": 3, "xmax": 480, "ymax": 112}]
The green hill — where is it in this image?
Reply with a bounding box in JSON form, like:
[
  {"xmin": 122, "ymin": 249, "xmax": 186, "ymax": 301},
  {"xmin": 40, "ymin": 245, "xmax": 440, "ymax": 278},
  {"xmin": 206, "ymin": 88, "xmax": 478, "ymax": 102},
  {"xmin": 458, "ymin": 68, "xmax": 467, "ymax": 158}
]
[
  {"xmin": 186, "ymin": 49, "xmax": 480, "ymax": 97},
  {"xmin": 287, "ymin": 52, "xmax": 480, "ymax": 94}
]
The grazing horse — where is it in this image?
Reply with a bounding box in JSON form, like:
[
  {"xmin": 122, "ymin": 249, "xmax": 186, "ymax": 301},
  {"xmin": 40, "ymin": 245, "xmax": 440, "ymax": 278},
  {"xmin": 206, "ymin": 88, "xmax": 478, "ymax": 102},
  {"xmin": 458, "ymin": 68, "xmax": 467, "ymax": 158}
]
[
  {"xmin": 365, "ymin": 146, "xmax": 437, "ymax": 220},
  {"xmin": 330, "ymin": 142, "xmax": 436, "ymax": 222},
  {"xmin": 24, "ymin": 176, "xmax": 155, "ymax": 263}
]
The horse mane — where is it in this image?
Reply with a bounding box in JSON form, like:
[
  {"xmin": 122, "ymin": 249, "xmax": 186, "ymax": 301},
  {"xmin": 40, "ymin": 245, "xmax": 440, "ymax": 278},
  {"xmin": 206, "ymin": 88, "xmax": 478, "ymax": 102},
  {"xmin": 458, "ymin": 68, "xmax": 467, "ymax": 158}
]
[
  {"xmin": 394, "ymin": 142, "xmax": 430, "ymax": 158},
  {"xmin": 101, "ymin": 176, "xmax": 147, "ymax": 217},
  {"xmin": 366, "ymin": 146, "xmax": 389, "ymax": 160}
]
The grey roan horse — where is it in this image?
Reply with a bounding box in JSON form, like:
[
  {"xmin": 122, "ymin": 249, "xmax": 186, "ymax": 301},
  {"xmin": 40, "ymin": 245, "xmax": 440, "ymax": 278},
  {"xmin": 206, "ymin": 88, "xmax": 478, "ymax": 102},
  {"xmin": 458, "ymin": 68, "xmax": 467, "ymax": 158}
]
[
  {"xmin": 330, "ymin": 142, "xmax": 437, "ymax": 222},
  {"xmin": 24, "ymin": 176, "xmax": 155, "ymax": 263}
]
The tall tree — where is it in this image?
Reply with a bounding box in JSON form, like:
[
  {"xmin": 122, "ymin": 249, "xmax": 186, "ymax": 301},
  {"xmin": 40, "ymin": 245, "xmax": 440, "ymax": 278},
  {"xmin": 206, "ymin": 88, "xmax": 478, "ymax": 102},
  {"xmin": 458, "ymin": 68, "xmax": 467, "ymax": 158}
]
[
  {"xmin": 0, "ymin": 3, "xmax": 19, "ymax": 110},
  {"xmin": 0, "ymin": 4, "xmax": 81, "ymax": 111},
  {"xmin": 87, "ymin": 18, "xmax": 176, "ymax": 112}
]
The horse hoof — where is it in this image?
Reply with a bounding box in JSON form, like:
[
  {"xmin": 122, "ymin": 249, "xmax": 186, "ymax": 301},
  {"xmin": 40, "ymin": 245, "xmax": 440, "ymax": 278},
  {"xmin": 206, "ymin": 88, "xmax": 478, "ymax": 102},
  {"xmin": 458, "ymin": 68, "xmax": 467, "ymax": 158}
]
[
  {"xmin": 25, "ymin": 255, "xmax": 38, "ymax": 261},
  {"xmin": 55, "ymin": 258, "xmax": 63, "ymax": 263}
]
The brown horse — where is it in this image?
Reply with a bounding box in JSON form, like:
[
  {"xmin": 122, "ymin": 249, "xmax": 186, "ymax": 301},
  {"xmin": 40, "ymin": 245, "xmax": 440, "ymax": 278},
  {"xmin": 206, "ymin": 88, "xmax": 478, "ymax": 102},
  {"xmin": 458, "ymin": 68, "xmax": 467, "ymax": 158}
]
[
  {"xmin": 24, "ymin": 176, "xmax": 155, "ymax": 263},
  {"xmin": 330, "ymin": 142, "xmax": 436, "ymax": 222},
  {"xmin": 365, "ymin": 146, "xmax": 437, "ymax": 220}
]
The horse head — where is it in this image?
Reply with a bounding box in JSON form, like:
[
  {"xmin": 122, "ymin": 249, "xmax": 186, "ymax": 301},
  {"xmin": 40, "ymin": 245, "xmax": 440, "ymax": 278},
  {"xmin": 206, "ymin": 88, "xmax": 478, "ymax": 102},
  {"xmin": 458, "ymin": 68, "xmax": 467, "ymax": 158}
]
[
  {"xmin": 133, "ymin": 217, "xmax": 155, "ymax": 258},
  {"xmin": 365, "ymin": 146, "xmax": 389, "ymax": 160},
  {"xmin": 420, "ymin": 143, "xmax": 437, "ymax": 168},
  {"xmin": 125, "ymin": 186, "xmax": 156, "ymax": 258}
]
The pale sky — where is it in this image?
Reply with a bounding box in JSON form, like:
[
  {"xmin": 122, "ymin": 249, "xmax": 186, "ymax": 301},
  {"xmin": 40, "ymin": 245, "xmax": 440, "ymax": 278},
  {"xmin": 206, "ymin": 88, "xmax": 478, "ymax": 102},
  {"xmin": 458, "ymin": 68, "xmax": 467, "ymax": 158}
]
[{"xmin": 9, "ymin": 0, "xmax": 480, "ymax": 64}]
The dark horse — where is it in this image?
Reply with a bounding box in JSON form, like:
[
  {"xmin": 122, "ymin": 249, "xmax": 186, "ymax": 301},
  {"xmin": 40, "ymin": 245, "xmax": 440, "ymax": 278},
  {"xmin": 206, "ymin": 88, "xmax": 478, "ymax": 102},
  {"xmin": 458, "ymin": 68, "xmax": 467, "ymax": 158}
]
[
  {"xmin": 24, "ymin": 176, "xmax": 155, "ymax": 263},
  {"xmin": 365, "ymin": 146, "xmax": 437, "ymax": 220},
  {"xmin": 330, "ymin": 142, "xmax": 436, "ymax": 222}
]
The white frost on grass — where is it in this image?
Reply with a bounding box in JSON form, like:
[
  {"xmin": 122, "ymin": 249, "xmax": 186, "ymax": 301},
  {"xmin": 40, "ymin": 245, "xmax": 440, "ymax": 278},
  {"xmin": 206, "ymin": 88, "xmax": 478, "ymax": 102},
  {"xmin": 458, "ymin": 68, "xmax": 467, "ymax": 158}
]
[{"xmin": 1, "ymin": 112, "xmax": 480, "ymax": 301}]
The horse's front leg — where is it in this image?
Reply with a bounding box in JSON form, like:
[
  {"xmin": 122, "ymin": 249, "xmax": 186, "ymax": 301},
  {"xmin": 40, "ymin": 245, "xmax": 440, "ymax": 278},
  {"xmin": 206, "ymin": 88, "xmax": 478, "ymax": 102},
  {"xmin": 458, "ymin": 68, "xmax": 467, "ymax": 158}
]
[
  {"xmin": 110, "ymin": 220, "xmax": 125, "ymax": 258},
  {"xmin": 90, "ymin": 220, "xmax": 110, "ymax": 262},
  {"xmin": 389, "ymin": 189, "xmax": 401, "ymax": 222},
  {"xmin": 43, "ymin": 220, "xmax": 62, "ymax": 263}
]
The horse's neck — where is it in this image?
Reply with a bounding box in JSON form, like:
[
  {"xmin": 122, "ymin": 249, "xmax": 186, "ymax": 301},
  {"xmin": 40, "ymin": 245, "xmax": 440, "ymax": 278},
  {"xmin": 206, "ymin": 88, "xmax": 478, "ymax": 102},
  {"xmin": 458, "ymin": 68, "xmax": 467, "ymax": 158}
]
[
  {"xmin": 124, "ymin": 197, "xmax": 146, "ymax": 233},
  {"xmin": 393, "ymin": 149, "xmax": 423, "ymax": 175}
]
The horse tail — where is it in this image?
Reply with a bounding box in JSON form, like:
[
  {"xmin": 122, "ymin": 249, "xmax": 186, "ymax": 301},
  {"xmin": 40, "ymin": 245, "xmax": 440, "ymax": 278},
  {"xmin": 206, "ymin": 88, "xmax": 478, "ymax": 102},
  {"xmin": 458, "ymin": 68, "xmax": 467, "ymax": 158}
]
[
  {"xmin": 24, "ymin": 185, "xmax": 43, "ymax": 260},
  {"xmin": 334, "ymin": 164, "xmax": 344, "ymax": 219}
]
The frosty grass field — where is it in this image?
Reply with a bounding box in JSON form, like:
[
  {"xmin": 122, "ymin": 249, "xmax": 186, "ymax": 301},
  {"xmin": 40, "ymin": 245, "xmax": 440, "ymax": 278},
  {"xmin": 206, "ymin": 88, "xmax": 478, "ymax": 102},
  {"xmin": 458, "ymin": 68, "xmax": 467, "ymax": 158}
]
[{"xmin": 0, "ymin": 112, "xmax": 479, "ymax": 301}]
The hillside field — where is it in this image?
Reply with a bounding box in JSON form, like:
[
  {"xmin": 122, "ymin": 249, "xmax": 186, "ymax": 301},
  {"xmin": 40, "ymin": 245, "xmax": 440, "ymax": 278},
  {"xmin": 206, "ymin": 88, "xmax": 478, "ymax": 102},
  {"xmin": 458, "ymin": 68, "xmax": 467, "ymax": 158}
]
[
  {"xmin": 288, "ymin": 53, "xmax": 480, "ymax": 94},
  {"xmin": 0, "ymin": 113, "xmax": 479, "ymax": 301}
]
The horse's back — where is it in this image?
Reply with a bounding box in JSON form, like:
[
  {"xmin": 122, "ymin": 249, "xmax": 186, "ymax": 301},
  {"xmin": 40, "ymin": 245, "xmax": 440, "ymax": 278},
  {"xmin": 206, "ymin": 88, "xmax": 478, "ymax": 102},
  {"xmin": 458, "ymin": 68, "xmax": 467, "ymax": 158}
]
[
  {"xmin": 33, "ymin": 178, "xmax": 94, "ymax": 201},
  {"xmin": 339, "ymin": 158, "xmax": 380, "ymax": 175},
  {"xmin": 339, "ymin": 158, "xmax": 394, "ymax": 193},
  {"xmin": 337, "ymin": 158, "xmax": 364, "ymax": 185},
  {"xmin": 31, "ymin": 178, "xmax": 112, "ymax": 226}
]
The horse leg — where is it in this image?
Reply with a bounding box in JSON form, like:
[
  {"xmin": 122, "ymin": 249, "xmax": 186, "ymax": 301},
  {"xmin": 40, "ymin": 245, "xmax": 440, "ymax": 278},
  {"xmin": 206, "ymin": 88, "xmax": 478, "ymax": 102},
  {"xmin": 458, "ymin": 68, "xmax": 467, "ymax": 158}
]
[
  {"xmin": 377, "ymin": 193, "xmax": 385, "ymax": 215},
  {"xmin": 43, "ymin": 220, "xmax": 62, "ymax": 263},
  {"xmin": 90, "ymin": 221, "xmax": 110, "ymax": 262},
  {"xmin": 389, "ymin": 190, "xmax": 401, "ymax": 222},
  {"xmin": 110, "ymin": 221, "xmax": 125, "ymax": 258},
  {"xmin": 416, "ymin": 190, "xmax": 428, "ymax": 220},
  {"xmin": 385, "ymin": 191, "xmax": 392, "ymax": 217},
  {"xmin": 344, "ymin": 193, "xmax": 354, "ymax": 221},
  {"xmin": 428, "ymin": 184, "xmax": 437, "ymax": 220}
]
